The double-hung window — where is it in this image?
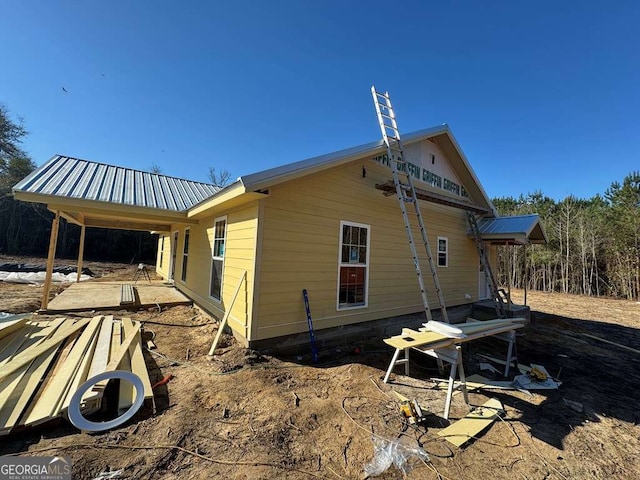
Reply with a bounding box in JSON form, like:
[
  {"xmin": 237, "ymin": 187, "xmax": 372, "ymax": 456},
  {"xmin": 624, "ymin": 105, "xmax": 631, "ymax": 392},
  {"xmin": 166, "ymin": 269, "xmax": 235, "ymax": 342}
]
[
  {"xmin": 181, "ymin": 228, "xmax": 190, "ymax": 282},
  {"xmin": 338, "ymin": 221, "xmax": 370, "ymax": 309},
  {"xmin": 210, "ymin": 217, "xmax": 227, "ymax": 300},
  {"xmin": 437, "ymin": 237, "xmax": 448, "ymax": 267}
]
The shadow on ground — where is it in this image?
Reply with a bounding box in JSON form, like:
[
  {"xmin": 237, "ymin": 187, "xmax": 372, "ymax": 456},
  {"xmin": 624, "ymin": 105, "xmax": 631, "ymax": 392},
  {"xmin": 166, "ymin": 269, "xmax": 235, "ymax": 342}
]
[{"xmin": 271, "ymin": 308, "xmax": 640, "ymax": 451}]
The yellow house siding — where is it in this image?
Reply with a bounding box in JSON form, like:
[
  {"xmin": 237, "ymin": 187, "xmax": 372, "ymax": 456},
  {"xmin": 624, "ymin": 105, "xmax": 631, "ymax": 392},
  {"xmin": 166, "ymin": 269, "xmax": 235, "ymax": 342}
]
[
  {"xmin": 254, "ymin": 158, "xmax": 480, "ymax": 340},
  {"xmin": 168, "ymin": 202, "xmax": 259, "ymax": 343}
]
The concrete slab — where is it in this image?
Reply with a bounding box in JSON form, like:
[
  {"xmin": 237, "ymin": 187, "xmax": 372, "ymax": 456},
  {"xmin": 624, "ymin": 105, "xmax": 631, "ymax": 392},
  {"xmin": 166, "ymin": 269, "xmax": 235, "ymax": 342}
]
[{"xmin": 45, "ymin": 281, "xmax": 191, "ymax": 313}]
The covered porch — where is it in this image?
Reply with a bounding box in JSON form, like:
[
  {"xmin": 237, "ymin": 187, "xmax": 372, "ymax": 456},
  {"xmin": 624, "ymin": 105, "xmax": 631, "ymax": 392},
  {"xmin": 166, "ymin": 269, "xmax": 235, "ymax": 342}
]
[
  {"xmin": 472, "ymin": 214, "xmax": 549, "ymax": 319},
  {"xmin": 12, "ymin": 155, "xmax": 217, "ymax": 310}
]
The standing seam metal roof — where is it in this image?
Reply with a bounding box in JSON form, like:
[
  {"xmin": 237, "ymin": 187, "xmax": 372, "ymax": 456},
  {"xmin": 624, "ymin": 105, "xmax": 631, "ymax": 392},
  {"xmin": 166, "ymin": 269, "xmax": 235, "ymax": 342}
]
[
  {"xmin": 13, "ymin": 155, "xmax": 219, "ymax": 212},
  {"xmin": 476, "ymin": 214, "xmax": 548, "ymax": 243}
]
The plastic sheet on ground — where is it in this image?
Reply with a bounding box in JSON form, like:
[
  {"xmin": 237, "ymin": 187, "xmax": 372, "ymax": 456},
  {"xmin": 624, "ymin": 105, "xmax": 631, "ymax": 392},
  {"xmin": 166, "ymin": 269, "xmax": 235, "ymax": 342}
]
[
  {"xmin": 0, "ymin": 271, "xmax": 92, "ymax": 284},
  {"xmin": 363, "ymin": 436, "xmax": 429, "ymax": 477}
]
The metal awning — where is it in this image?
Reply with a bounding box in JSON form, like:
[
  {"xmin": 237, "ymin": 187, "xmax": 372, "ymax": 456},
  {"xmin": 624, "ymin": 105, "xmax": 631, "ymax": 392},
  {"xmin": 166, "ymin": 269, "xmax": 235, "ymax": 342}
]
[{"xmin": 474, "ymin": 214, "xmax": 548, "ymax": 245}]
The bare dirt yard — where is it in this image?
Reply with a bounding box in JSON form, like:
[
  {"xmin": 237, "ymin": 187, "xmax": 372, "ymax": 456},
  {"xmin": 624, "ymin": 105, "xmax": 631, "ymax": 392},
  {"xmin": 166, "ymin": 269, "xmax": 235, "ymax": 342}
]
[{"xmin": 2, "ymin": 257, "xmax": 640, "ymax": 479}]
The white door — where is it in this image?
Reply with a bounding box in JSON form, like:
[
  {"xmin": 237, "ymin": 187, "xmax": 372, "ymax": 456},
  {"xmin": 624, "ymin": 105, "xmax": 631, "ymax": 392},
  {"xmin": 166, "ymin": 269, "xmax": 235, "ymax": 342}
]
[{"xmin": 169, "ymin": 231, "xmax": 178, "ymax": 281}]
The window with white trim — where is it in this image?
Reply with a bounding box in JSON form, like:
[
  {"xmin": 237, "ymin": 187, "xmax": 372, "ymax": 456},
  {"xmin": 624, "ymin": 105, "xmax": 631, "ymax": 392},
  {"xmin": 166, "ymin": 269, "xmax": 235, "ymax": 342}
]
[
  {"xmin": 338, "ymin": 221, "xmax": 370, "ymax": 309},
  {"xmin": 159, "ymin": 236, "xmax": 165, "ymax": 268},
  {"xmin": 181, "ymin": 228, "xmax": 190, "ymax": 282},
  {"xmin": 437, "ymin": 237, "xmax": 448, "ymax": 267},
  {"xmin": 210, "ymin": 217, "xmax": 227, "ymax": 300}
]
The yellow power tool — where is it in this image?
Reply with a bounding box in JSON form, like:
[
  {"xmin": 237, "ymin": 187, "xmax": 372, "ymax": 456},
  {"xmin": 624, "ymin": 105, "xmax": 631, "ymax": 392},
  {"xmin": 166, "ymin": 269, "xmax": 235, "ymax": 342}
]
[
  {"xmin": 393, "ymin": 391, "xmax": 425, "ymax": 424},
  {"xmin": 529, "ymin": 366, "xmax": 548, "ymax": 382}
]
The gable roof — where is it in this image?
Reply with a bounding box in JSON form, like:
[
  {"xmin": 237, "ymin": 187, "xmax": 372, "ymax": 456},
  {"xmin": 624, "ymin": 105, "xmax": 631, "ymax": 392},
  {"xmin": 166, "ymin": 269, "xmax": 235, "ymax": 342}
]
[
  {"xmin": 13, "ymin": 155, "xmax": 218, "ymax": 212},
  {"xmin": 239, "ymin": 124, "xmax": 497, "ymax": 215},
  {"xmin": 13, "ymin": 124, "xmax": 499, "ymax": 227},
  {"xmin": 476, "ymin": 214, "xmax": 548, "ymax": 244}
]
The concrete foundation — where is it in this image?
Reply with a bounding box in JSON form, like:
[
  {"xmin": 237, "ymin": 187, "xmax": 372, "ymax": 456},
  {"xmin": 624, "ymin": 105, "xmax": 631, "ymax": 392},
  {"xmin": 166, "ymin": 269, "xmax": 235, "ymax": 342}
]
[
  {"xmin": 472, "ymin": 300, "xmax": 531, "ymax": 322},
  {"xmin": 248, "ymin": 304, "xmax": 474, "ymax": 357}
]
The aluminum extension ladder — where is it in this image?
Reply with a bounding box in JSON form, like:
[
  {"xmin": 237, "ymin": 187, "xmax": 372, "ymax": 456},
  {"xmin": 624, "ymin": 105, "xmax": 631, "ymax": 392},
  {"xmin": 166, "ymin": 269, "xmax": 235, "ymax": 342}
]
[
  {"xmin": 371, "ymin": 86, "xmax": 448, "ymax": 323},
  {"xmin": 466, "ymin": 211, "xmax": 507, "ymax": 318}
]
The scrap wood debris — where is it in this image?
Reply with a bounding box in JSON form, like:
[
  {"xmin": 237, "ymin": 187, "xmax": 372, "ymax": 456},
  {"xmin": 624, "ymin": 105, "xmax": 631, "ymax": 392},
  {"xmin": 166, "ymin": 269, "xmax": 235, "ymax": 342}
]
[{"xmin": 0, "ymin": 313, "xmax": 153, "ymax": 436}]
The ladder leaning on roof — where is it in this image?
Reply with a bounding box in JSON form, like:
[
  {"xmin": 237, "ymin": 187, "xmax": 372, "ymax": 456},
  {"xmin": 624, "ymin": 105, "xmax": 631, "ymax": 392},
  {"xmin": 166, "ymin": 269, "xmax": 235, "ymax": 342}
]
[
  {"xmin": 371, "ymin": 86, "xmax": 448, "ymax": 323},
  {"xmin": 466, "ymin": 211, "xmax": 507, "ymax": 319}
]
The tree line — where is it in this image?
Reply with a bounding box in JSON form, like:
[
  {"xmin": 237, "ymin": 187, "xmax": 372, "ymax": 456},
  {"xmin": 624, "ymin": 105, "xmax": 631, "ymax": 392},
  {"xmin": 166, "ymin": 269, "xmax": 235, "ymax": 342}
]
[{"xmin": 493, "ymin": 173, "xmax": 640, "ymax": 301}]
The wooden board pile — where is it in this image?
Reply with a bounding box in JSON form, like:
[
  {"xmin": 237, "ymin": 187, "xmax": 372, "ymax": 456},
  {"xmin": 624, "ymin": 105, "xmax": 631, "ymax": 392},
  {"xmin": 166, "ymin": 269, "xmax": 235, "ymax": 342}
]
[{"xmin": 0, "ymin": 314, "xmax": 153, "ymax": 436}]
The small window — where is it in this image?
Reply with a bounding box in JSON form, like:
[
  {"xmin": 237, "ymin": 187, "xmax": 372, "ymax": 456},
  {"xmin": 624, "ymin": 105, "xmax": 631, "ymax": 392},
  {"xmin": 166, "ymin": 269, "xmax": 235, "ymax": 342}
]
[
  {"xmin": 338, "ymin": 221, "xmax": 370, "ymax": 309},
  {"xmin": 210, "ymin": 217, "xmax": 227, "ymax": 300},
  {"xmin": 437, "ymin": 237, "xmax": 448, "ymax": 267},
  {"xmin": 181, "ymin": 228, "xmax": 190, "ymax": 282}
]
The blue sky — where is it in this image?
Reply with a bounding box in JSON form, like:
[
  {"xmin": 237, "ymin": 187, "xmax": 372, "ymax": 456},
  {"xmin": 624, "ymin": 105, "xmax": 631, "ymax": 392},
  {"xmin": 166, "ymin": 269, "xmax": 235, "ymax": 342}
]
[{"xmin": 2, "ymin": 1, "xmax": 639, "ymax": 201}]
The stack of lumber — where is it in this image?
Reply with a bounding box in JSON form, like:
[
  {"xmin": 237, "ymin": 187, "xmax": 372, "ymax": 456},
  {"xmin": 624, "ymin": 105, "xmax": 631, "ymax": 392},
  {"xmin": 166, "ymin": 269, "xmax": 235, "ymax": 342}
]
[{"xmin": 0, "ymin": 314, "xmax": 153, "ymax": 436}]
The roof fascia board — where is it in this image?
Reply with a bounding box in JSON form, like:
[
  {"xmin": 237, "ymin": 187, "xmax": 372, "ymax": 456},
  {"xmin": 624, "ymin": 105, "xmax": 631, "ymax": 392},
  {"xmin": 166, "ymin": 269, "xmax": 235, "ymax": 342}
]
[
  {"xmin": 82, "ymin": 218, "xmax": 172, "ymax": 232},
  {"xmin": 15, "ymin": 191, "xmax": 196, "ymax": 224}
]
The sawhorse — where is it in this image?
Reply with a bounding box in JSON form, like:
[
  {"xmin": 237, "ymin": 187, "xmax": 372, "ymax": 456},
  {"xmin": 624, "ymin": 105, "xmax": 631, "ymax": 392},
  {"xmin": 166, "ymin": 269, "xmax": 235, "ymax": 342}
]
[
  {"xmin": 133, "ymin": 264, "xmax": 151, "ymax": 284},
  {"xmin": 383, "ymin": 340, "xmax": 469, "ymax": 419}
]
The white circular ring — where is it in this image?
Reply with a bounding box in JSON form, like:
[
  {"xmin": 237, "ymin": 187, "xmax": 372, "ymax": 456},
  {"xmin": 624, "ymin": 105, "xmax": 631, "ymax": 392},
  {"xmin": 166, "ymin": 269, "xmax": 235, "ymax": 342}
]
[{"xmin": 68, "ymin": 370, "xmax": 145, "ymax": 432}]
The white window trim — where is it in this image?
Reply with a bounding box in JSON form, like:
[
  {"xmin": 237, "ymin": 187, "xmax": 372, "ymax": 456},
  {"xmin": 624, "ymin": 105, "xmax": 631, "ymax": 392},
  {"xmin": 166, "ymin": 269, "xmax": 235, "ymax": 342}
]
[
  {"xmin": 437, "ymin": 236, "xmax": 448, "ymax": 268},
  {"xmin": 209, "ymin": 216, "xmax": 227, "ymax": 302},
  {"xmin": 336, "ymin": 220, "xmax": 371, "ymax": 311},
  {"xmin": 181, "ymin": 227, "xmax": 190, "ymax": 282}
]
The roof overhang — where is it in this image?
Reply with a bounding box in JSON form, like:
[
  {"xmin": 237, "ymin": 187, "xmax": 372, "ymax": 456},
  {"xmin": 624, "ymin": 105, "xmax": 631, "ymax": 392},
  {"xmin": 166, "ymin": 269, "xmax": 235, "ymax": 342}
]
[{"xmin": 14, "ymin": 190, "xmax": 197, "ymax": 233}]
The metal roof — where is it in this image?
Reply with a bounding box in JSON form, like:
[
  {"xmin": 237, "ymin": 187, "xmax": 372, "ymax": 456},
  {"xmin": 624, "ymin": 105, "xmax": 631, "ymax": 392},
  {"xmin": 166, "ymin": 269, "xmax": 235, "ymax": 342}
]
[
  {"xmin": 13, "ymin": 155, "xmax": 219, "ymax": 212},
  {"xmin": 476, "ymin": 214, "xmax": 548, "ymax": 244}
]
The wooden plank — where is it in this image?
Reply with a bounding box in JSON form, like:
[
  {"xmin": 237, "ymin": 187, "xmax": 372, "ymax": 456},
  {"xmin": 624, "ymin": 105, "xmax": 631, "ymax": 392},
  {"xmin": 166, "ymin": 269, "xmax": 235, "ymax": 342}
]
[
  {"xmin": 123, "ymin": 318, "xmax": 153, "ymax": 400},
  {"xmin": 80, "ymin": 316, "xmax": 113, "ymax": 406},
  {"xmin": 437, "ymin": 398, "xmax": 504, "ymax": 447},
  {"xmin": 59, "ymin": 323, "xmax": 100, "ymax": 415},
  {"xmin": 17, "ymin": 330, "xmax": 80, "ymax": 427},
  {"xmin": 22, "ymin": 317, "xmax": 102, "ymax": 426},
  {"xmin": 0, "ymin": 318, "xmax": 65, "ymax": 434},
  {"xmin": 105, "ymin": 321, "xmax": 141, "ymax": 372},
  {"xmin": 0, "ymin": 315, "xmax": 30, "ymax": 341},
  {"xmin": 87, "ymin": 315, "xmax": 113, "ymax": 378},
  {"xmin": 0, "ymin": 338, "xmax": 62, "ymax": 433},
  {"xmin": 208, "ymin": 270, "xmax": 246, "ymax": 355},
  {"xmin": 0, "ymin": 321, "xmax": 44, "ymax": 366},
  {"xmin": 117, "ymin": 319, "xmax": 134, "ymax": 412},
  {"xmin": 0, "ymin": 318, "xmax": 92, "ymax": 380},
  {"xmin": 581, "ymin": 333, "xmax": 640, "ymax": 355},
  {"xmin": 83, "ymin": 319, "xmax": 121, "ymax": 409}
]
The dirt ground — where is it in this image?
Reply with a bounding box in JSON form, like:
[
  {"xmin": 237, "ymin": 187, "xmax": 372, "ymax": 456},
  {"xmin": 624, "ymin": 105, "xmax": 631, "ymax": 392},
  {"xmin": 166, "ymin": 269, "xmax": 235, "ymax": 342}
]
[{"xmin": 1, "ymin": 257, "xmax": 640, "ymax": 479}]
